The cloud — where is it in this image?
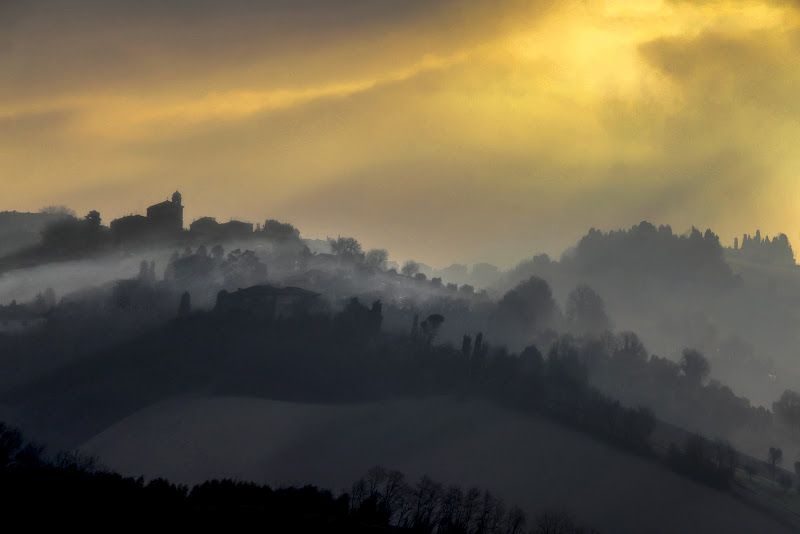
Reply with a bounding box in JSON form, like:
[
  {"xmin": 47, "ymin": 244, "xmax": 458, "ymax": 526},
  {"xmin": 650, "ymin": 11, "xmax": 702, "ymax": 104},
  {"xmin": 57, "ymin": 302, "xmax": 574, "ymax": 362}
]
[
  {"xmin": 4, "ymin": 0, "xmax": 800, "ymax": 265},
  {"xmin": 633, "ymin": 24, "xmax": 800, "ymax": 235},
  {"xmin": 640, "ymin": 29, "xmax": 800, "ymax": 119},
  {"xmin": 0, "ymin": 108, "xmax": 75, "ymax": 142},
  {"xmin": 0, "ymin": 0, "xmax": 553, "ymax": 104}
]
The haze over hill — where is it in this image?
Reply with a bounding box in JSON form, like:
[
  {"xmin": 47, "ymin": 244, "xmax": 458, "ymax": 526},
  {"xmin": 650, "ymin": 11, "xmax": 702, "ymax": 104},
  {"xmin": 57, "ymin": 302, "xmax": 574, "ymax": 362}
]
[{"xmin": 2, "ymin": 191, "xmax": 800, "ymax": 531}]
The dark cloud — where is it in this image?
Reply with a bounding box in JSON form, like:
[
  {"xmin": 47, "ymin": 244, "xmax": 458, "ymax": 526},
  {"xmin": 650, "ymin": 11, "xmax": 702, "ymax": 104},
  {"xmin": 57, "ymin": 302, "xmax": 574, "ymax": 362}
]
[
  {"xmin": 0, "ymin": 108, "xmax": 76, "ymax": 144},
  {"xmin": 639, "ymin": 30, "xmax": 800, "ymax": 112},
  {"xmin": 0, "ymin": 0, "xmax": 552, "ymax": 101}
]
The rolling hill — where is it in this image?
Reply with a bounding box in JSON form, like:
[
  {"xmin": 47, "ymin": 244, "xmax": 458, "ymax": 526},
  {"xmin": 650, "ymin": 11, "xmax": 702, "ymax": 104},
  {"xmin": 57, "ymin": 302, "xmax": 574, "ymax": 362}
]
[{"xmin": 82, "ymin": 395, "xmax": 800, "ymax": 534}]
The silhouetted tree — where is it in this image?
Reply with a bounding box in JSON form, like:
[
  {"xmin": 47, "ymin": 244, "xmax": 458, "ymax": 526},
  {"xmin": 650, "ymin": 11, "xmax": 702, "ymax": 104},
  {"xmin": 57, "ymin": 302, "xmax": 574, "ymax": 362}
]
[
  {"xmin": 612, "ymin": 331, "xmax": 648, "ymax": 364},
  {"xmin": 462, "ymin": 334, "xmax": 472, "ymax": 357},
  {"xmin": 55, "ymin": 449, "xmax": 101, "ymax": 472},
  {"xmin": 262, "ymin": 219, "xmax": 300, "ymax": 241},
  {"xmin": 768, "ymin": 446, "xmax": 783, "ymax": 481},
  {"xmin": 420, "ymin": 314, "xmax": 445, "ymax": 346},
  {"xmin": 0, "ymin": 422, "xmax": 23, "ymax": 468},
  {"xmin": 178, "ymin": 291, "xmax": 191, "ymax": 317},
  {"xmin": 335, "ymin": 297, "xmax": 383, "ymax": 339},
  {"xmin": 365, "ymin": 249, "xmax": 389, "ymax": 270},
  {"xmin": 84, "ymin": 210, "xmax": 101, "ymax": 228},
  {"xmin": 535, "ymin": 509, "xmax": 575, "ymax": 534},
  {"xmin": 40, "ymin": 209, "xmax": 107, "ymax": 254},
  {"xmin": 167, "ymin": 246, "xmax": 215, "ymax": 286},
  {"xmin": 459, "ymin": 284, "xmax": 475, "ymax": 296},
  {"xmin": 565, "ymin": 221, "xmax": 735, "ymax": 291},
  {"xmin": 222, "ymin": 249, "xmax": 268, "ymax": 287},
  {"xmin": 565, "ymin": 284, "xmax": 611, "ymax": 334},
  {"xmin": 669, "ymin": 434, "xmax": 734, "ymax": 488},
  {"xmin": 506, "ymin": 505, "xmax": 527, "ymax": 534},
  {"xmin": 381, "ymin": 469, "xmax": 408, "ymax": 525},
  {"xmin": 369, "ymin": 300, "xmax": 383, "ymax": 334},
  {"xmin": 411, "ymin": 475, "xmax": 442, "ymax": 531},
  {"xmin": 474, "ymin": 490, "xmax": 504, "ymax": 534},
  {"xmin": 328, "ymin": 236, "xmax": 364, "ymax": 262},
  {"xmin": 401, "ymin": 260, "xmax": 420, "ymax": 277},
  {"xmin": 438, "ymin": 485, "xmax": 463, "ymax": 532},
  {"xmin": 773, "ymin": 389, "xmax": 800, "ymax": 431},
  {"xmin": 495, "ymin": 276, "xmax": 557, "ymax": 339},
  {"xmin": 473, "ymin": 332, "xmax": 485, "ymax": 360},
  {"xmin": 680, "ymin": 348, "xmax": 710, "ymax": 386}
]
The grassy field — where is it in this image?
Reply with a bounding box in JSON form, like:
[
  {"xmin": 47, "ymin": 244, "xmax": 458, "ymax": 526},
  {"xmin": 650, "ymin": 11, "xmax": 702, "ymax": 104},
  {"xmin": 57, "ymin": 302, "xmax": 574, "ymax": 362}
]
[
  {"xmin": 82, "ymin": 395, "xmax": 800, "ymax": 534},
  {"xmin": 735, "ymin": 468, "xmax": 800, "ymax": 517}
]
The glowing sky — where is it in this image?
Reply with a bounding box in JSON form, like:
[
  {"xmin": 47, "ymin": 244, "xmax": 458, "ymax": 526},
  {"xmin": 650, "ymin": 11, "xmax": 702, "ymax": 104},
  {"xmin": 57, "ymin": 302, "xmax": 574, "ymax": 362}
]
[{"xmin": 3, "ymin": 0, "xmax": 800, "ymax": 266}]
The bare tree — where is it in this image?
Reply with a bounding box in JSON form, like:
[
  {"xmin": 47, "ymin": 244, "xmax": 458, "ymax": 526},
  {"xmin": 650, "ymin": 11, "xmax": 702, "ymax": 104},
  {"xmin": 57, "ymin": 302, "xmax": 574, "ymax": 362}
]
[
  {"xmin": 350, "ymin": 477, "xmax": 367, "ymax": 512},
  {"xmin": 55, "ymin": 449, "xmax": 103, "ymax": 473},
  {"xmin": 382, "ymin": 469, "xmax": 408, "ymax": 525},
  {"xmin": 506, "ymin": 505, "xmax": 527, "ymax": 534},
  {"xmin": 535, "ymin": 509, "xmax": 575, "ymax": 534},
  {"xmin": 366, "ymin": 465, "xmax": 387, "ymax": 497},
  {"xmin": 0, "ymin": 422, "xmax": 23, "ymax": 468},
  {"xmin": 412, "ymin": 475, "xmax": 442, "ymax": 530},
  {"xmin": 475, "ymin": 490, "xmax": 497, "ymax": 534},
  {"xmin": 460, "ymin": 487, "xmax": 481, "ymax": 533},
  {"xmin": 438, "ymin": 485, "xmax": 464, "ymax": 531}
]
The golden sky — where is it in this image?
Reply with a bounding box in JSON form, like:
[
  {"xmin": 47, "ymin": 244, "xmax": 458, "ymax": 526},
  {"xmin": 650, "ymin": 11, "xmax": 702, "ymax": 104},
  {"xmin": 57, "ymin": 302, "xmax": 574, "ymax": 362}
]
[{"xmin": 3, "ymin": 0, "xmax": 800, "ymax": 266}]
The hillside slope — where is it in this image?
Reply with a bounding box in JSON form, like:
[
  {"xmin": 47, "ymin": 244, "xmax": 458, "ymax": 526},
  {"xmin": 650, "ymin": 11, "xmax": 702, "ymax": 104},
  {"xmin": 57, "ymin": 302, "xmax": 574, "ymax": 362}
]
[{"xmin": 83, "ymin": 395, "xmax": 798, "ymax": 534}]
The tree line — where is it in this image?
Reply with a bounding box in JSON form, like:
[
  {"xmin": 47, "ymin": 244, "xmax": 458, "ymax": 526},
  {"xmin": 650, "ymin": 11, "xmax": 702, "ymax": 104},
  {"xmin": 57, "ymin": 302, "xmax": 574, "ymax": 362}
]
[{"xmin": 0, "ymin": 421, "xmax": 597, "ymax": 532}]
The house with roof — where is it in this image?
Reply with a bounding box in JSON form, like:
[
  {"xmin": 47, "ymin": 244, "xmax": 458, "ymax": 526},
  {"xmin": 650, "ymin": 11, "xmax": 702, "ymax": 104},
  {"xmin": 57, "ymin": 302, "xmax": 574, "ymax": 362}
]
[{"xmin": 110, "ymin": 191, "xmax": 184, "ymax": 244}]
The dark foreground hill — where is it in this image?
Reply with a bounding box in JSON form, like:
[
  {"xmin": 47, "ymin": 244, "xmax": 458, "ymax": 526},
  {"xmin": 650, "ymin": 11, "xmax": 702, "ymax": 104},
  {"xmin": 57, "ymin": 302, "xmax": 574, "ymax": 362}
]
[{"xmin": 82, "ymin": 395, "xmax": 800, "ymax": 534}]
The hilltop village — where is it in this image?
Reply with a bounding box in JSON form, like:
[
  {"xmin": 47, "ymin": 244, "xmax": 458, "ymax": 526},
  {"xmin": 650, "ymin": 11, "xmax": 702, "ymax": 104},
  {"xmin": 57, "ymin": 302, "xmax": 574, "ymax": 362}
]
[
  {"xmin": 109, "ymin": 191, "xmax": 256, "ymax": 245},
  {"xmin": 0, "ymin": 191, "xmax": 304, "ymax": 264}
]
